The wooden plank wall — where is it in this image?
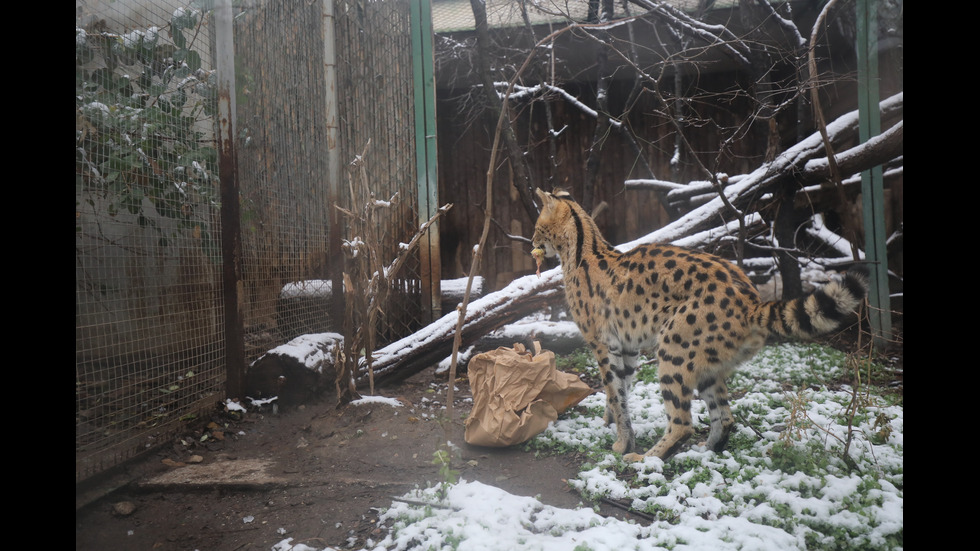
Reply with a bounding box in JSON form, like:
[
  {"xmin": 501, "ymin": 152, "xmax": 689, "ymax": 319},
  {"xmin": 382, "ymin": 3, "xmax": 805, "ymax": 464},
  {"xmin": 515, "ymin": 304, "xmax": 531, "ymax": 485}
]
[
  {"xmin": 435, "ymin": 74, "xmax": 765, "ymax": 289},
  {"xmin": 436, "ymin": 74, "xmax": 903, "ymax": 291}
]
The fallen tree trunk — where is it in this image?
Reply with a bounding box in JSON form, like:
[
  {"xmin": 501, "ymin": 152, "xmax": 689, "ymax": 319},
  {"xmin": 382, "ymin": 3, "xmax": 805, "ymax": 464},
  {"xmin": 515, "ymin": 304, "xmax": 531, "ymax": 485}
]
[
  {"xmin": 624, "ymin": 93, "xmax": 903, "ymax": 218},
  {"xmin": 473, "ymin": 320, "xmax": 586, "ymax": 356},
  {"xmin": 618, "ymin": 93, "xmax": 902, "ymax": 248},
  {"xmin": 361, "ymin": 270, "xmax": 565, "ymax": 387}
]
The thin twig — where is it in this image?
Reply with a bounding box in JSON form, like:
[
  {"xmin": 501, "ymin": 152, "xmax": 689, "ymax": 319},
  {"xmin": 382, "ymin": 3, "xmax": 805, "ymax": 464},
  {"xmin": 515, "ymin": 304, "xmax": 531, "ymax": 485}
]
[
  {"xmin": 808, "ymin": 0, "xmax": 860, "ymax": 261},
  {"xmin": 389, "ymin": 497, "xmax": 457, "ymax": 510},
  {"xmin": 599, "ymin": 497, "xmax": 657, "ymax": 522},
  {"xmin": 735, "ymin": 411, "xmax": 765, "ymax": 440}
]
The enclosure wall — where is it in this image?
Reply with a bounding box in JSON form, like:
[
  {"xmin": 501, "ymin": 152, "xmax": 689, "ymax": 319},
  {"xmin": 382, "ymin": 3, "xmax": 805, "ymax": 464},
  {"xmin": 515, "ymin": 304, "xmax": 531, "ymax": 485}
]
[
  {"xmin": 76, "ymin": 0, "xmax": 225, "ymax": 483},
  {"xmin": 76, "ymin": 0, "xmax": 430, "ymax": 483}
]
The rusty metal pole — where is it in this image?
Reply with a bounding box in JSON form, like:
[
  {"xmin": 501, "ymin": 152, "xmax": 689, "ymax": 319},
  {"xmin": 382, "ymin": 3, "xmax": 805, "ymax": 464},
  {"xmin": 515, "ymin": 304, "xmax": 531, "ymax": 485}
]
[{"xmin": 215, "ymin": 0, "xmax": 245, "ymax": 399}]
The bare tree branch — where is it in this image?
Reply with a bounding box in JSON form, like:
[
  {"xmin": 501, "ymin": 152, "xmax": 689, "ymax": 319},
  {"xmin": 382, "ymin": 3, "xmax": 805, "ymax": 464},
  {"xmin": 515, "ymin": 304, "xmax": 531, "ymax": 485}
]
[{"xmin": 468, "ymin": 0, "xmax": 539, "ymax": 222}]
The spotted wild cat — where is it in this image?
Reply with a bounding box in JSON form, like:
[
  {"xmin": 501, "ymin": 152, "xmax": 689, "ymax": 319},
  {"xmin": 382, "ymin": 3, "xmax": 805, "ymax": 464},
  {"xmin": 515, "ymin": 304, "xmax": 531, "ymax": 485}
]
[{"xmin": 530, "ymin": 188, "xmax": 866, "ymax": 461}]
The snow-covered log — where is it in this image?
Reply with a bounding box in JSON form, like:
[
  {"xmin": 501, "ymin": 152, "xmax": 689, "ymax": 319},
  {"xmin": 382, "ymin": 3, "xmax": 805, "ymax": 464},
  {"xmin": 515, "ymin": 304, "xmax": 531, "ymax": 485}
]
[
  {"xmin": 361, "ymin": 270, "xmax": 566, "ymax": 386},
  {"xmin": 246, "ymin": 333, "xmax": 342, "ymax": 406},
  {"xmin": 475, "ymin": 319, "xmax": 586, "ymax": 355}
]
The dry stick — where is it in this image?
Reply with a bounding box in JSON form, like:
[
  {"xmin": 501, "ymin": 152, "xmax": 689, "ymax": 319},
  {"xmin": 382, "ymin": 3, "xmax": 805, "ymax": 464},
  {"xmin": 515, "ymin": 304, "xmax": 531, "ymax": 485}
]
[
  {"xmin": 599, "ymin": 497, "xmax": 656, "ymax": 522},
  {"xmin": 340, "ymin": 139, "xmax": 452, "ymax": 397},
  {"xmin": 360, "ymin": 146, "xmax": 382, "ymax": 396},
  {"xmin": 442, "ymin": 13, "xmax": 705, "ymax": 424},
  {"xmin": 808, "ymin": 0, "xmax": 860, "ymax": 262},
  {"xmin": 360, "ymin": 202, "xmax": 451, "ymax": 389},
  {"xmin": 809, "ymin": 1, "xmax": 868, "ymax": 470},
  {"xmin": 517, "ymin": 1, "xmax": 560, "ymax": 190},
  {"xmin": 842, "ymin": 300, "xmax": 873, "ymax": 468},
  {"xmin": 443, "ymin": 24, "xmax": 579, "ymax": 434},
  {"xmin": 389, "ymin": 496, "xmax": 457, "ymax": 510},
  {"xmin": 734, "ymin": 411, "xmax": 765, "ymax": 440}
]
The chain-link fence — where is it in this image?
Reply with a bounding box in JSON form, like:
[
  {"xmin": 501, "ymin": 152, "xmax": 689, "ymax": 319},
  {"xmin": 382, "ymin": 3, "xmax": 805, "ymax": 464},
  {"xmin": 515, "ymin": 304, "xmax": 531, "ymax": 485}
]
[{"xmin": 76, "ymin": 0, "xmax": 433, "ymax": 483}]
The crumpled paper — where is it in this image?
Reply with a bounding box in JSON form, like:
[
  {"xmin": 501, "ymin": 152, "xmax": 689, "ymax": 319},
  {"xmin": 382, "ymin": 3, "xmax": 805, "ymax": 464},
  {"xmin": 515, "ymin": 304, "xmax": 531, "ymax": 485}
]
[{"xmin": 464, "ymin": 342, "xmax": 593, "ymax": 447}]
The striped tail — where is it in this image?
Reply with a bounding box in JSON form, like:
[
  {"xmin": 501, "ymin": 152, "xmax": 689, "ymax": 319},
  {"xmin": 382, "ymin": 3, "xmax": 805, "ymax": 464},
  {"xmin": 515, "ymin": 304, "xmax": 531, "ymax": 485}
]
[{"xmin": 752, "ymin": 272, "xmax": 868, "ymax": 340}]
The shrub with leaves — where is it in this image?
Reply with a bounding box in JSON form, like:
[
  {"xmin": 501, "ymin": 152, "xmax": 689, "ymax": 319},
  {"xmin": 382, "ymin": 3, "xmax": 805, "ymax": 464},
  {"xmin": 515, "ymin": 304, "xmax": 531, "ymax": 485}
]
[{"xmin": 75, "ymin": 7, "xmax": 218, "ymax": 248}]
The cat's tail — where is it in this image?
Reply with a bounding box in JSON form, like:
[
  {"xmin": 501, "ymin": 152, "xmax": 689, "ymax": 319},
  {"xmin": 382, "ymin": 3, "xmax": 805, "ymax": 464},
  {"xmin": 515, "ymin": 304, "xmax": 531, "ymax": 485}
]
[{"xmin": 751, "ymin": 271, "xmax": 867, "ymax": 340}]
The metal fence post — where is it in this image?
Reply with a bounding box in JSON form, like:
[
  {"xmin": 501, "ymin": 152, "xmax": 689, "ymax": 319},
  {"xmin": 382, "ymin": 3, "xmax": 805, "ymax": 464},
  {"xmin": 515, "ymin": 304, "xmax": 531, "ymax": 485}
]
[
  {"xmin": 215, "ymin": 0, "xmax": 245, "ymax": 399},
  {"xmin": 323, "ymin": 0, "xmax": 345, "ymax": 327},
  {"xmin": 857, "ymin": 0, "xmax": 892, "ymax": 350},
  {"xmin": 411, "ymin": 0, "xmax": 441, "ymax": 323}
]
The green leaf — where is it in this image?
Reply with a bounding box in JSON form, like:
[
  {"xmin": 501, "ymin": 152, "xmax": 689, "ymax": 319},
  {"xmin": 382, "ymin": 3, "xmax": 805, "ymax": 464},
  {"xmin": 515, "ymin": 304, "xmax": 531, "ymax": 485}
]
[
  {"xmin": 184, "ymin": 50, "xmax": 202, "ymax": 72},
  {"xmin": 139, "ymin": 67, "xmax": 154, "ymax": 91},
  {"xmin": 173, "ymin": 28, "xmax": 186, "ymax": 49},
  {"xmin": 183, "ymin": 146, "xmax": 217, "ymax": 165},
  {"xmin": 169, "ymin": 89, "xmax": 188, "ymax": 110},
  {"xmin": 148, "ymin": 83, "xmax": 167, "ymax": 96},
  {"xmin": 174, "ymin": 63, "xmax": 192, "ymax": 80},
  {"xmin": 91, "ymin": 67, "xmax": 114, "ymax": 90}
]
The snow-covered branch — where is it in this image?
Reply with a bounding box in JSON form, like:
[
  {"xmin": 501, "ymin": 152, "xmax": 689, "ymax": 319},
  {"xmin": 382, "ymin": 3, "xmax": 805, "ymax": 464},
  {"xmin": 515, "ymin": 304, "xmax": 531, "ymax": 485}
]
[
  {"xmin": 497, "ymin": 82, "xmax": 624, "ymax": 130},
  {"xmin": 803, "ymin": 120, "xmax": 903, "ymax": 179},
  {"xmin": 625, "ymin": 93, "xmax": 903, "ymax": 224}
]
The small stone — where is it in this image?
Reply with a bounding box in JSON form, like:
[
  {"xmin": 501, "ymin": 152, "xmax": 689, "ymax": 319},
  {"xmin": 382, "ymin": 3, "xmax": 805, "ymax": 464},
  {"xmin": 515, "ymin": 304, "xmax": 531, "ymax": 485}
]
[
  {"xmin": 113, "ymin": 501, "xmax": 137, "ymax": 516},
  {"xmin": 187, "ymin": 455, "xmax": 204, "ymax": 464}
]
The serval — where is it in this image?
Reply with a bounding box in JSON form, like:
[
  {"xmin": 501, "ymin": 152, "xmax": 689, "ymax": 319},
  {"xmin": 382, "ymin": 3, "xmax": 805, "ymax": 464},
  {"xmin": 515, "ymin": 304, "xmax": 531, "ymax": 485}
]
[{"xmin": 530, "ymin": 188, "xmax": 866, "ymax": 461}]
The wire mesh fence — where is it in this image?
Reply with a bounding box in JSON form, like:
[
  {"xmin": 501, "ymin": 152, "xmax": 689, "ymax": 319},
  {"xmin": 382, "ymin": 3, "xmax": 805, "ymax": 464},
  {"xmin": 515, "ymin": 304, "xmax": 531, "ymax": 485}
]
[
  {"xmin": 76, "ymin": 0, "xmax": 224, "ymax": 482},
  {"xmin": 233, "ymin": 1, "xmax": 337, "ymax": 357},
  {"xmin": 335, "ymin": 0, "xmax": 427, "ymax": 343},
  {"xmin": 76, "ymin": 0, "xmax": 429, "ymax": 483}
]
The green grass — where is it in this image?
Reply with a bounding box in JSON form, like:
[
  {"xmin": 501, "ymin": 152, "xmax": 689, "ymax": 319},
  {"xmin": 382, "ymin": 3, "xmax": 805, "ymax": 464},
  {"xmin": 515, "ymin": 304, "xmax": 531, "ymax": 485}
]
[{"xmin": 530, "ymin": 342, "xmax": 903, "ymax": 550}]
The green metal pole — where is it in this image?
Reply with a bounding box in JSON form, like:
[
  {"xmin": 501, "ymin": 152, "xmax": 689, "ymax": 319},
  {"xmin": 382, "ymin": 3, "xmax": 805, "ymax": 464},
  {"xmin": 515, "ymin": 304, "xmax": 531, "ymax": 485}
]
[
  {"xmin": 411, "ymin": 0, "xmax": 441, "ymax": 322},
  {"xmin": 856, "ymin": 0, "xmax": 891, "ymax": 349}
]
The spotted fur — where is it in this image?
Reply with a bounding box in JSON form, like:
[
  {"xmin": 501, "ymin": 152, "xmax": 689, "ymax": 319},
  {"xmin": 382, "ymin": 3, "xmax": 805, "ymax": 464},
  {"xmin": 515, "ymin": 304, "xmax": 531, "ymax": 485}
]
[{"xmin": 531, "ymin": 188, "xmax": 867, "ymax": 461}]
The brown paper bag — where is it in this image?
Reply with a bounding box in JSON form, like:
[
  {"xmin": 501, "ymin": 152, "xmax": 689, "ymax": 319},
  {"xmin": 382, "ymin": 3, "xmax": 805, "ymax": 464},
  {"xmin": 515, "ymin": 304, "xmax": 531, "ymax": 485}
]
[{"xmin": 464, "ymin": 342, "xmax": 593, "ymax": 447}]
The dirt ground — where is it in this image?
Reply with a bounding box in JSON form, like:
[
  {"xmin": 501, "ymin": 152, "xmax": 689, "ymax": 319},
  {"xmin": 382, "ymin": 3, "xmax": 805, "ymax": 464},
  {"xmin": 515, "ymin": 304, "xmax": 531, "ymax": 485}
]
[
  {"xmin": 75, "ymin": 319, "xmax": 902, "ymax": 551},
  {"xmin": 74, "ymin": 360, "xmax": 633, "ymax": 551}
]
